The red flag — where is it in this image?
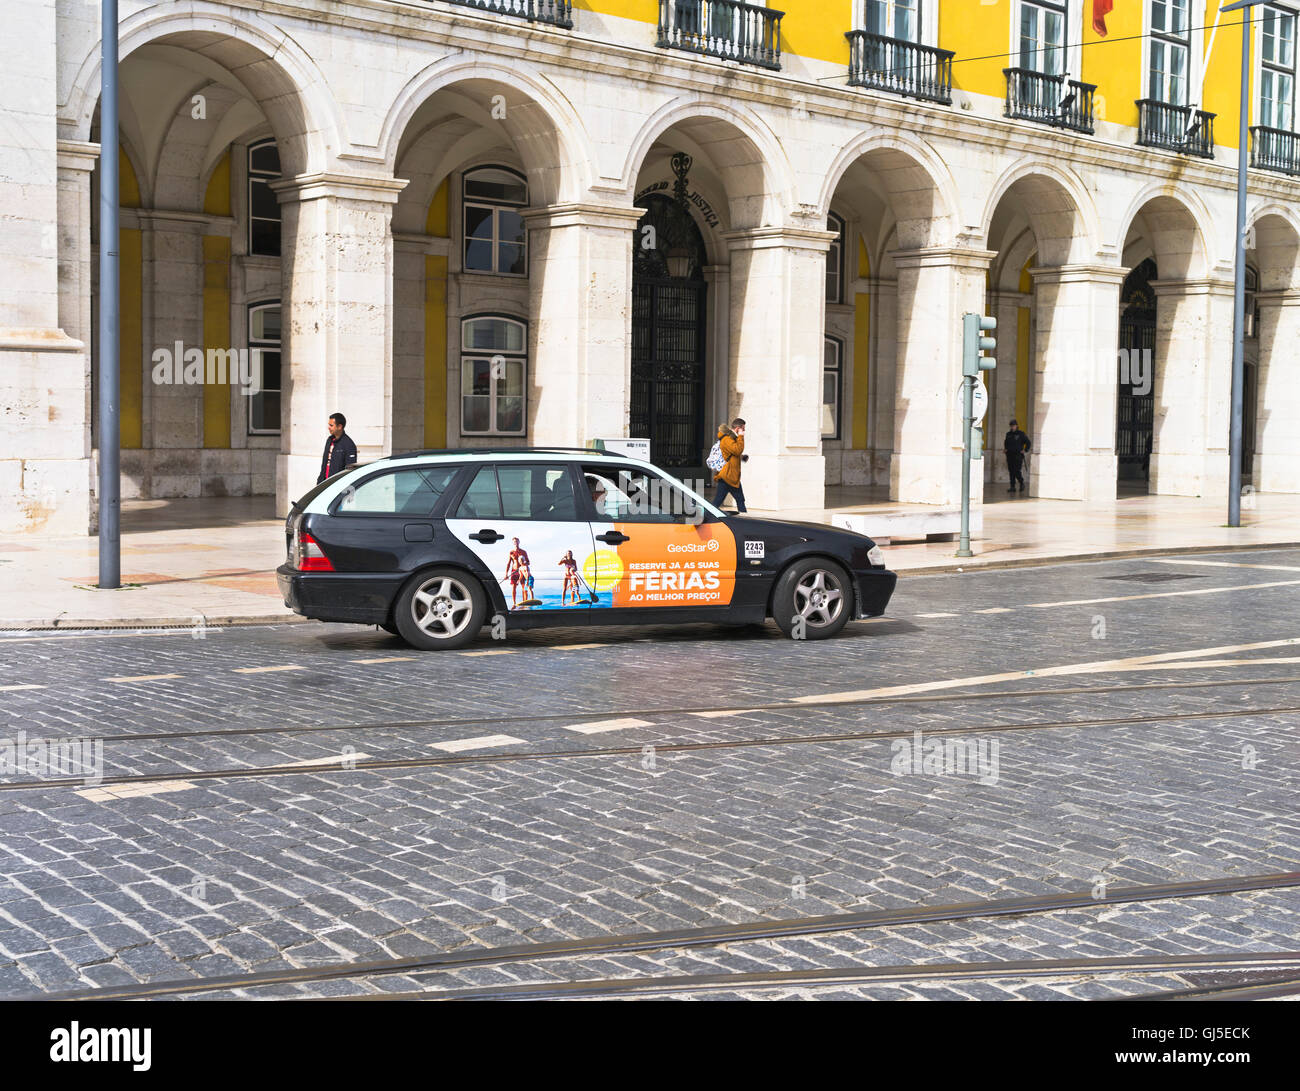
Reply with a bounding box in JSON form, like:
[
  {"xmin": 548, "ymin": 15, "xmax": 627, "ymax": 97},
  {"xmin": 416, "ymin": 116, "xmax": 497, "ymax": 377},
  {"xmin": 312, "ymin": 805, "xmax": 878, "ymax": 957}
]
[{"xmin": 1093, "ymin": 0, "xmax": 1113, "ymax": 36}]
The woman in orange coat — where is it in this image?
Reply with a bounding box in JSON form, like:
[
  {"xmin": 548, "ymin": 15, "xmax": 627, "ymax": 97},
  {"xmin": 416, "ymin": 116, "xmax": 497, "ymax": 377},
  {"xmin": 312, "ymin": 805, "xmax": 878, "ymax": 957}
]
[{"xmin": 711, "ymin": 418, "xmax": 747, "ymax": 513}]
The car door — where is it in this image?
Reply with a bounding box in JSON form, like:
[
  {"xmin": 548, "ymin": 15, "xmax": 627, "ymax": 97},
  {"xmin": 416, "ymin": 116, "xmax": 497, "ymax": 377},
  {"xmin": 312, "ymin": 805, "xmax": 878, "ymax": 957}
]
[
  {"xmin": 578, "ymin": 462, "xmax": 737, "ymax": 611},
  {"xmin": 443, "ymin": 462, "xmax": 597, "ymax": 613}
]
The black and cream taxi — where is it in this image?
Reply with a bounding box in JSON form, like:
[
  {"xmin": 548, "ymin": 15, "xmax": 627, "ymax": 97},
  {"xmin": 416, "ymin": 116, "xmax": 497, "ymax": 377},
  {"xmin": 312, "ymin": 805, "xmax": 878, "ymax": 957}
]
[{"xmin": 277, "ymin": 448, "xmax": 897, "ymax": 649}]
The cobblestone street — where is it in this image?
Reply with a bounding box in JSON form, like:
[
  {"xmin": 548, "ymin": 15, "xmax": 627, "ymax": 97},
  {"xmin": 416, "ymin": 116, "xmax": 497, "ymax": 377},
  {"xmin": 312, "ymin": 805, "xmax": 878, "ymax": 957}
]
[{"xmin": 2, "ymin": 548, "xmax": 1298, "ymax": 1000}]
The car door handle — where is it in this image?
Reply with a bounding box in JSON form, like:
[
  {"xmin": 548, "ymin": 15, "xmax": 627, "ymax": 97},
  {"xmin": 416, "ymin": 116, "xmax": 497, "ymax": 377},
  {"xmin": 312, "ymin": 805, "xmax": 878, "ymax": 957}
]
[
  {"xmin": 596, "ymin": 531, "xmax": 629, "ymax": 545},
  {"xmin": 470, "ymin": 528, "xmax": 504, "ymax": 543}
]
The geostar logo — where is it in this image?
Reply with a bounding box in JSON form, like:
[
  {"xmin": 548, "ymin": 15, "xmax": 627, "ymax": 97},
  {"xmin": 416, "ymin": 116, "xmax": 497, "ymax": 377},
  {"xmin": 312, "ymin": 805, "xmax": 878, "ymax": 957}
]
[{"xmin": 50, "ymin": 1023, "xmax": 152, "ymax": 1071}]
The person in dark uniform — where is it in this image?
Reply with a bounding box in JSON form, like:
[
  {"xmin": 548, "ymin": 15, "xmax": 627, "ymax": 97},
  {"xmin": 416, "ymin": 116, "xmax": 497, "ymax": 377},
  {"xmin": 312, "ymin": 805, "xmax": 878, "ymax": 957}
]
[
  {"xmin": 317, "ymin": 412, "xmax": 358, "ymax": 483},
  {"xmin": 1004, "ymin": 419, "xmax": 1031, "ymax": 494}
]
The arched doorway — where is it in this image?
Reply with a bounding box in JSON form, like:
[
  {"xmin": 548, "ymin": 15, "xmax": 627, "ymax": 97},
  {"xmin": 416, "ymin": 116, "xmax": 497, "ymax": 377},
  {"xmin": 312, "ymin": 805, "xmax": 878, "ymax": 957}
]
[
  {"xmin": 631, "ymin": 191, "xmax": 709, "ymax": 470},
  {"xmin": 1117, "ymin": 258, "xmax": 1157, "ymax": 491}
]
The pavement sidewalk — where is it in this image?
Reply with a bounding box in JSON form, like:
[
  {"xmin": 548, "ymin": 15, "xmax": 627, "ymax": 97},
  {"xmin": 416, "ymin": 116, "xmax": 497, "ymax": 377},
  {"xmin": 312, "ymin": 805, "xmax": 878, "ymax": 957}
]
[{"xmin": 2, "ymin": 491, "xmax": 1298, "ymax": 629}]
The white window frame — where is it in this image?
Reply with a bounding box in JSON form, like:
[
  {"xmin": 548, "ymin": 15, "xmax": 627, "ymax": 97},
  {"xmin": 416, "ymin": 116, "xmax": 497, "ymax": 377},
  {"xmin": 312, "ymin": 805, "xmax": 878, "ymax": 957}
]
[
  {"xmin": 247, "ymin": 139, "xmax": 281, "ymax": 258},
  {"xmin": 247, "ymin": 300, "xmax": 281, "ymax": 436},
  {"xmin": 462, "ymin": 166, "xmax": 528, "ymax": 278},
  {"xmin": 856, "ymin": 0, "xmax": 937, "ymax": 46},
  {"xmin": 460, "ymin": 315, "xmax": 527, "ymax": 437},
  {"xmin": 1010, "ymin": 0, "xmax": 1084, "ymax": 82},
  {"xmin": 826, "ymin": 212, "xmax": 845, "ymax": 305},
  {"xmin": 1145, "ymin": 0, "xmax": 1204, "ymax": 107},
  {"xmin": 1258, "ymin": 3, "xmax": 1298, "ymax": 131},
  {"xmin": 823, "ymin": 335, "xmax": 843, "ymax": 441}
]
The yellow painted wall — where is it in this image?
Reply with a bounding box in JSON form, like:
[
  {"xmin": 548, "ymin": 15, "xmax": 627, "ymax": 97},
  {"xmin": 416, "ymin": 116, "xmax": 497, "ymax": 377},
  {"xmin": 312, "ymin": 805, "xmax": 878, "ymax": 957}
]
[
  {"xmin": 119, "ymin": 227, "xmax": 143, "ymax": 449},
  {"xmin": 119, "ymin": 146, "xmax": 141, "ymax": 209},
  {"xmin": 941, "ymin": 0, "xmax": 1011, "ymax": 100},
  {"xmin": 424, "ymin": 254, "xmax": 449, "ymax": 448},
  {"xmin": 202, "ymin": 236, "xmax": 232, "ymax": 449},
  {"xmin": 852, "ymin": 292, "xmax": 870, "ymax": 449},
  {"xmin": 426, "ymin": 178, "xmax": 449, "ymax": 238},
  {"xmin": 1201, "ymin": 6, "xmax": 1252, "ymax": 151},
  {"xmin": 1015, "ymin": 305, "xmax": 1031, "ymax": 430},
  {"xmin": 204, "ymin": 151, "xmax": 232, "ymax": 217},
  {"xmin": 1083, "ymin": 0, "xmax": 1143, "ymax": 129}
]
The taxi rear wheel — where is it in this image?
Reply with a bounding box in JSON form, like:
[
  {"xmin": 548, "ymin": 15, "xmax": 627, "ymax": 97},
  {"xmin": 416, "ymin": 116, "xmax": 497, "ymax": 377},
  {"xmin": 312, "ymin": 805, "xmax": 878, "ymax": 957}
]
[
  {"xmin": 773, "ymin": 558, "xmax": 851, "ymax": 640},
  {"xmin": 394, "ymin": 567, "xmax": 488, "ymax": 650}
]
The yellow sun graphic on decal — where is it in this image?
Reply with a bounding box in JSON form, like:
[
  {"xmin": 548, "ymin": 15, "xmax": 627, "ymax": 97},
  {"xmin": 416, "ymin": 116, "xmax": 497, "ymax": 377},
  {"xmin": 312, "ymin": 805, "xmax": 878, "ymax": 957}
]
[{"xmin": 583, "ymin": 549, "xmax": 622, "ymax": 593}]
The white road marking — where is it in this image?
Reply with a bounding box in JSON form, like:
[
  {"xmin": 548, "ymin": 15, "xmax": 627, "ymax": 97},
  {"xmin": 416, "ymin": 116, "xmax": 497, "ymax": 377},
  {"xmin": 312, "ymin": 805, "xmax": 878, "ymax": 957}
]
[
  {"xmin": 351, "ymin": 656, "xmax": 416, "ymax": 664},
  {"xmin": 461, "ymin": 649, "xmax": 515, "ymax": 657},
  {"xmin": 793, "ymin": 636, "xmax": 1300, "ymax": 704},
  {"xmin": 1154, "ymin": 558, "xmax": 1300, "ymax": 573},
  {"xmin": 551, "ymin": 643, "xmax": 608, "ymax": 650},
  {"xmin": 975, "ymin": 607, "xmax": 1014, "ymax": 614},
  {"xmin": 103, "ymin": 673, "xmax": 181, "ymax": 683},
  {"xmin": 233, "ymin": 664, "xmax": 303, "ymax": 674},
  {"xmin": 278, "ymin": 752, "xmax": 373, "ymax": 768},
  {"xmin": 0, "ymin": 684, "xmax": 44, "ymax": 692},
  {"xmin": 431, "ymin": 734, "xmax": 526, "ymax": 753},
  {"xmin": 916, "ymin": 612, "xmax": 958, "ymax": 618},
  {"xmin": 561, "ymin": 717, "xmax": 654, "ymax": 735},
  {"xmin": 690, "ymin": 710, "xmax": 759, "ymax": 719},
  {"xmin": 76, "ymin": 780, "xmax": 197, "ymax": 802},
  {"xmin": 1024, "ymin": 579, "xmax": 1300, "ymax": 609}
]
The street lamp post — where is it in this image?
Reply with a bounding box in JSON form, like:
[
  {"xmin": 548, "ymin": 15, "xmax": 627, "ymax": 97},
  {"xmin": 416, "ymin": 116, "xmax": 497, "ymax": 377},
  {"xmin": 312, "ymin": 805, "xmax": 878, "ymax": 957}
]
[
  {"xmin": 1222, "ymin": 0, "xmax": 1262, "ymax": 529},
  {"xmin": 98, "ymin": 0, "xmax": 121, "ymax": 587}
]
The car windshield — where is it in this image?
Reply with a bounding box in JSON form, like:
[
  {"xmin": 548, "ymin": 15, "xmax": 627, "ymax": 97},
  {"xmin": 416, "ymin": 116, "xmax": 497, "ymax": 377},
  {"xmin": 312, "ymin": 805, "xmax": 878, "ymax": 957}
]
[{"xmin": 289, "ymin": 463, "xmax": 365, "ymax": 514}]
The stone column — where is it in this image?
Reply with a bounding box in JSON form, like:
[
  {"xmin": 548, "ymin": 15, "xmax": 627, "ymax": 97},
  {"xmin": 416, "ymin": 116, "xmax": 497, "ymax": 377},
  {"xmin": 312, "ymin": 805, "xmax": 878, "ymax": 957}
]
[
  {"xmin": 392, "ymin": 232, "xmax": 437, "ymax": 455},
  {"xmin": 1254, "ymin": 288, "xmax": 1300, "ymax": 493},
  {"xmin": 0, "ymin": 0, "xmax": 89, "ymax": 534},
  {"xmin": 888, "ymin": 246, "xmax": 995, "ymax": 506},
  {"xmin": 521, "ymin": 203, "xmax": 643, "ymax": 449},
  {"xmin": 1028, "ymin": 264, "xmax": 1125, "ymax": 501},
  {"xmin": 273, "ymin": 172, "xmax": 406, "ymax": 511},
  {"xmin": 722, "ymin": 226, "xmax": 836, "ymax": 511},
  {"xmin": 140, "ymin": 210, "xmax": 207, "ymax": 496},
  {"xmin": 1149, "ymin": 277, "xmax": 1234, "ymax": 498},
  {"xmin": 868, "ymin": 277, "xmax": 897, "ymax": 488}
]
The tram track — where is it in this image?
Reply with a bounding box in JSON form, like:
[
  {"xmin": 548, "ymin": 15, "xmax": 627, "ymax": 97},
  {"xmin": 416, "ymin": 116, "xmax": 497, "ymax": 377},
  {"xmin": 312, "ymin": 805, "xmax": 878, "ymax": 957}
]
[
  {"xmin": 1, "ymin": 698, "xmax": 1297, "ymax": 794},
  {"xmin": 26, "ymin": 870, "xmax": 1300, "ymax": 1001}
]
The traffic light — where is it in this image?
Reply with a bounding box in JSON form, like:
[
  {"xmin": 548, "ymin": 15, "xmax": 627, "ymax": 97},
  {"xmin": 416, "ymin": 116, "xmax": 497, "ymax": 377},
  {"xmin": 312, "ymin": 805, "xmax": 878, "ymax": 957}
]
[{"xmin": 962, "ymin": 313, "xmax": 997, "ymax": 376}]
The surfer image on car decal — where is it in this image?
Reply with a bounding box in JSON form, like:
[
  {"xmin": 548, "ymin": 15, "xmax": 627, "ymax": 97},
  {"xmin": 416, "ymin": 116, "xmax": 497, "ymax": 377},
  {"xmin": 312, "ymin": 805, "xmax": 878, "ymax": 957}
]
[{"xmin": 504, "ymin": 538, "xmax": 540, "ymax": 608}]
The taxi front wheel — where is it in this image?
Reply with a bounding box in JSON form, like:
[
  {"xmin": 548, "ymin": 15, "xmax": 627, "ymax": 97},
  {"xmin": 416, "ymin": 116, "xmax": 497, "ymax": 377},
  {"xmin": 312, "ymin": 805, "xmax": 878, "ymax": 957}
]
[
  {"xmin": 773, "ymin": 558, "xmax": 852, "ymax": 640},
  {"xmin": 394, "ymin": 567, "xmax": 489, "ymax": 650}
]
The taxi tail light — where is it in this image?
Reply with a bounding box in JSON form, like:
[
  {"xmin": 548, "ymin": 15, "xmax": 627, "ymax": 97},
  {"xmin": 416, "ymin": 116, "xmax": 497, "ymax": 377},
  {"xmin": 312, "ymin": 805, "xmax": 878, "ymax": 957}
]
[{"xmin": 297, "ymin": 530, "xmax": 335, "ymax": 572}]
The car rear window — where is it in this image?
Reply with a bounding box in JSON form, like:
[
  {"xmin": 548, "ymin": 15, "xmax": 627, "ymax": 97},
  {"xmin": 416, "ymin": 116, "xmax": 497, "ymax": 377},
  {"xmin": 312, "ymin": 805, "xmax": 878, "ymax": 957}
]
[
  {"xmin": 335, "ymin": 466, "xmax": 461, "ymax": 516},
  {"xmin": 290, "ymin": 463, "xmax": 363, "ymax": 513}
]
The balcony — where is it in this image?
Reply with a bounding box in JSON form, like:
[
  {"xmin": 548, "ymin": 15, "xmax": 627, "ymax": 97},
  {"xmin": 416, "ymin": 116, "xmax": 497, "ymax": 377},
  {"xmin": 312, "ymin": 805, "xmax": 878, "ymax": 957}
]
[
  {"xmin": 439, "ymin": 0, "xmax": 573, "ymax": 30},
  {"xmin": 1003, "ymin": 68, "xmax": 1096, "ymax": 134},
  {"xmin": 657, "ymin": 1, "xmax": 783, "ymax": 71},
  {"xmin": 845, "ymin": 30, "xmax": 952, "ymax": 105},
  {"xmin": 1251, "ymin": 125, "xmax": 1300, "ymax": 176},
  {"xmin": 1136, "ymin": 99, "xmax": 1215, "ymax": 158}
]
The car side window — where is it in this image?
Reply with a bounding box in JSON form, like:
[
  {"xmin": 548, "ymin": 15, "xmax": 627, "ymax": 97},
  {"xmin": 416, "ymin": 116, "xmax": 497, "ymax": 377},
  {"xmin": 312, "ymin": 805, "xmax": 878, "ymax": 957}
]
[
  {"xmin": 453, "ymin": 465, "xmax": 503, "ymax": 519},
  {"xmin": 497, "ymin": 464, "xmax": 580, "ymax": 521},
  {"xmin": 580, "ymin": 464, "xmax": 700, "ymax": 523},
  {"xmin": 334, "ymin": 466, "xmax": 460, "ymax": 516}
]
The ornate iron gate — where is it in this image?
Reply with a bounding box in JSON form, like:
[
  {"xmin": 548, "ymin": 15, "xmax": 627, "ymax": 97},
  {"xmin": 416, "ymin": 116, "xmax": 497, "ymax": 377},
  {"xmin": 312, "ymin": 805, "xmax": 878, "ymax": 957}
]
[
  {"xmin": 1117, "ymin": 259, "xmax": 1157, "ymax": 482},
  {"xmin": 631, "ymin": 194, "xmax": 708, "ymax": 470}
]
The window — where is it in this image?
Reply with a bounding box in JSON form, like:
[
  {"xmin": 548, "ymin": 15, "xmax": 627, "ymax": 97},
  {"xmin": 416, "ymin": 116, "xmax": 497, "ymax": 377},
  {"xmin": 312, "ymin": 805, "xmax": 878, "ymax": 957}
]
[
  {"xmin": 1149, "ymin": 0, "xmax": 1191, "ymax": 104},
  {"xmin": 864, "ymin": 0, "xmax": 919, "ymax": 42},
  {"xmin": 461, "ymin": 316, "xmax": 526, "ymax": 436},
  {"xmin": 248, "ymin": 140, "xmax": 281, "ymax": 257},
  {"xmin": 463, "ymin": 167, "xmax": 527, "ymax": 276},
  {"xmin": 248, "ymin": 302, "xmax": 281, "ymax": 434},
  {"xmin": 496, "ymin": 464, "xmax": 580, "ymax": 520},
  {"xmin": 1020, "ymin": 0, "xmax": 1067, "ymax": 76},
  {"xmin": 1246, "ymin": 264, "xmax": 1260, "ymax": 338},
  {"xmin": 335, "ymin": 466, "xmax": 461, "ymax": 516},
  {"xmin": 826, "ymin": 212, "xmax": 846, "ymax": 305},
  {"xmin": 581, "ymin": 465, "xmax": 710, "ymax": 523},
  {"xmin": 455, "ymin": 465, "xmax": 503, "ymax": 519},
  {"xmin": 1261, "ymin": 5, "xmax": 1296, "ymax": 130},
  {"xmin": 823, "ymin": 336, "xmax": 843, "ymax": 440}
]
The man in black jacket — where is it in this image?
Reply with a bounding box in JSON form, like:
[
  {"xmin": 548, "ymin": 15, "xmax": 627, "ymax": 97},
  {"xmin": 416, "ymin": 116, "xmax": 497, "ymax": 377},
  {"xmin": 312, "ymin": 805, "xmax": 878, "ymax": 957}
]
[
  {"xmin": 317, "ymin": 412, "xmax": 358, "ymax": 483},
  {"xmin": 1003, "ymin": 419, "xmax": 1031, "ymax": 494}
]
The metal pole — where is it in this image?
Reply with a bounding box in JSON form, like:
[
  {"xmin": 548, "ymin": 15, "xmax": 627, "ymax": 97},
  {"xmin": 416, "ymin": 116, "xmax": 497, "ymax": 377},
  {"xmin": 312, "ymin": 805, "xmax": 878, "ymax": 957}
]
[
  {"xmin": 1228, "ymin": 10, "xmax": 1250, "ymax": 527},
  {"xmin": 957, "ymin": 375, "xmax": 973, "ymax": 558},
  {"xmin": 98, "ymin": 0, "xmax": 121, "ymax": 587}
]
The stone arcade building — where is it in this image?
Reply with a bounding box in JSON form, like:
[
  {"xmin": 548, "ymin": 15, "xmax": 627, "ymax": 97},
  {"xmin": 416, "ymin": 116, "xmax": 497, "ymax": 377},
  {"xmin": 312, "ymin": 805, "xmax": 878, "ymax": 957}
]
[{"xmin": 6, "ymin": 0, "xmax": 1300, "ymax": 535}]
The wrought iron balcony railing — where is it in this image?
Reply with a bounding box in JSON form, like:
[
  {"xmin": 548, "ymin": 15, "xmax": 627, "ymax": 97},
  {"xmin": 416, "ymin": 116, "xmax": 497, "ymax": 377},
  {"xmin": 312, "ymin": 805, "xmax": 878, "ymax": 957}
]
[
  {"xmin": 657, "ymin": 0, "xmax": 783, "ymax": 71},
  {"xmin": 1136, "ymin": 99, "xmax": 1216, "ymax": 158},
  {"xmin": 845, "ymin": 30, "xmax": 952, "ymax": 104},
  {"xmin": 1003, "ymin": 68, "xmax": 1096, "ymax": 134},
  {"xmin": 439, "ymin": 0, "xmax": 573, "ymax": 30},
  {"xmin": 1251, "ymin": 125, "xmax": 1300, "ymax": 176}
]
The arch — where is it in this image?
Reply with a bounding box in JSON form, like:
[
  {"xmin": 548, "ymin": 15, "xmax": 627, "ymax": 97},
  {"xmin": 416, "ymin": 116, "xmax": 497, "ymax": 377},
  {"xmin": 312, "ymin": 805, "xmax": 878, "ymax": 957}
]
[
  {"xmin": 817, "ymin": 129, "xmax": 959, "ymax": 238},
  {"xmin": 621, "ymin": 97, "xmax": 794, "ymax": 229},
  {"xmin": 1113, "ymin": 183, "xmax": 1215, "ymax": 280},
  {"xmin": 65, "ymin": 1, "xmax": 340, "ymax": 176},
  {"xmin": 379, "ymin": 55, "xmax": 595, "ymax": 205},
  {"xmin": 979, "ymin": 158, "xmax": 1100, "ymax": 267},
  {"xmin": 1248, "ymin": 204, "xmax": 1300, "ymax": 292}
]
